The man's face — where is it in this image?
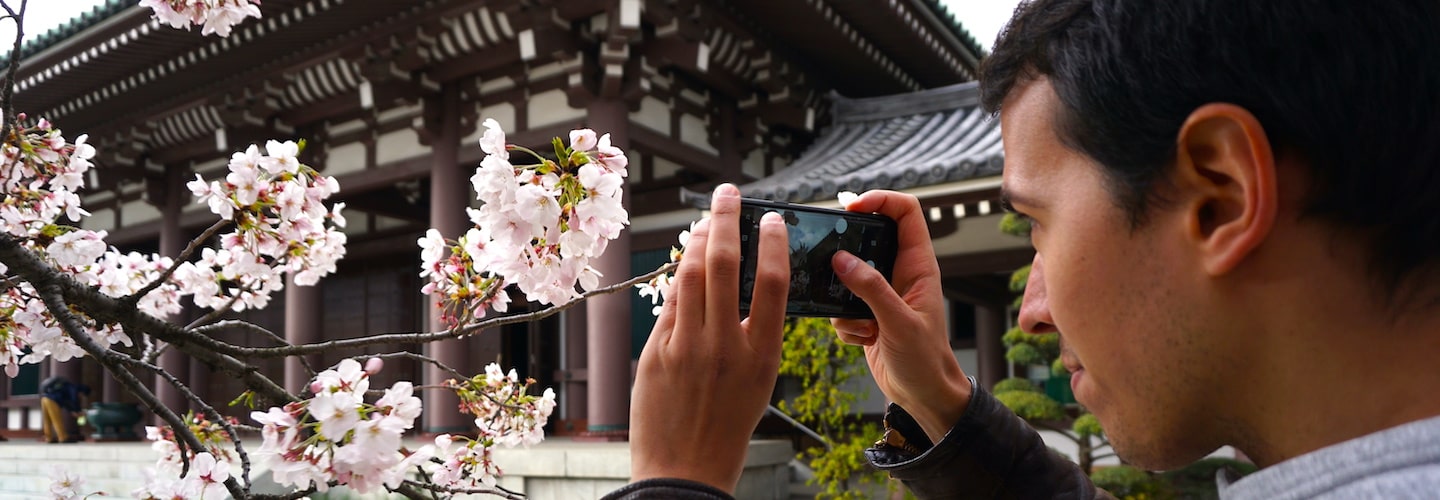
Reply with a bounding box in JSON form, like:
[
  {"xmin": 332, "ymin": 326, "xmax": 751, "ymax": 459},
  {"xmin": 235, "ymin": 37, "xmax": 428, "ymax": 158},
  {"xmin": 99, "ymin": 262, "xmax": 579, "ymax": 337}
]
[{"xmin": 1001, "ymin": 80, "xmax": 1231, "ymax": 469}]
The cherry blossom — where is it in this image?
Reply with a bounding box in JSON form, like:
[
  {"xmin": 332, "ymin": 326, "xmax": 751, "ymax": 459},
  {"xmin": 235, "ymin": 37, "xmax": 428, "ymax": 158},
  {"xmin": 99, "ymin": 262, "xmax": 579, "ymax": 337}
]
[
  {"xmin": 47, "ymin": 466, "xmax": 84, "ymax": 499},
  {"xmin": 419, "ymin": 120, "xmax": 630, "ymax": 325},
  {"xmin": 139, "ymin": 0, "xmax": 262, "ymax": 37},
  {"xmin": 636, "ymin": 220, "xmax": 696, "ymax": 315},
  {"xmin": 2, "ymin": 61, "xmax": 613, "ymax": 496}
]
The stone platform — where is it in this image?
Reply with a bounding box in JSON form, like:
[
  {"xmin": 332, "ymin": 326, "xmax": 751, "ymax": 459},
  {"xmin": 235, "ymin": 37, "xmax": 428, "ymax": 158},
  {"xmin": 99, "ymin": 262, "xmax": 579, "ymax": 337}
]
[{"xmin": 0, "ymin": 438, "xmax": 795, "ymax": 499}]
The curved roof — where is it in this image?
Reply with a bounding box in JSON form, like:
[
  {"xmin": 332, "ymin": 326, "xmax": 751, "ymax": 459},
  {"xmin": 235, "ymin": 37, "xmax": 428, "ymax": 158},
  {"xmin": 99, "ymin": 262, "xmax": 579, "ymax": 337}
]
[
  {"xmin": 918, "ymin": 0, "xmax": 989, "ymax": 58},
  {"xmin": 2, "ymin": 0, "xmax": 132, "ymax": 64},
  {"xmin": 692, "ymin": 80, "xmax": 1002, "ymax": 206}
]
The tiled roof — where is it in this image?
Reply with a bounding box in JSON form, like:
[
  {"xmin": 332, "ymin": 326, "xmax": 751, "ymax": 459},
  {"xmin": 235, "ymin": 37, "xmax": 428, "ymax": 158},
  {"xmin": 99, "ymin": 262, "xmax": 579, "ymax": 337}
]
[
  {"xmin": 716, "ymin": 81, "xmax": 1002, "ymax": 205},
  {"xmin": 917, "ymin": 0, "xmax": 988, "ymax": 57},
  {"xmin": 3, "ymin": 0, "xmax": 132, "ymax": 63}
]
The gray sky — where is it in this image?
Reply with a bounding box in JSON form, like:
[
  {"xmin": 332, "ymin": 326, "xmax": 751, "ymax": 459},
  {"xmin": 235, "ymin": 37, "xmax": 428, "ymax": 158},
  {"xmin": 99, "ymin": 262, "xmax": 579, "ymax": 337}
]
[
  {"xmin": 941, "ymin": 0, "xmax": 1022, "ymax": 50},
  {"xmin": 0, "ymin": 0, "xmax": 110, "ymax": 47},
  {"xmin": 3, "ymin": 0, "xmax": 1021, "ymax": 51}
]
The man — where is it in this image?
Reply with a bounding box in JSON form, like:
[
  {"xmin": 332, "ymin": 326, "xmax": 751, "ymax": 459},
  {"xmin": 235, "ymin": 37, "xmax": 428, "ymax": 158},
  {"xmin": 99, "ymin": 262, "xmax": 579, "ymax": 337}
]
[
  {"xmin": 606, "ymin": 0, "xmax": 1440, "ymax": 498},
  {"xmin": 40, "ymin": 375, "xmax": 90, "ymax": 444}
]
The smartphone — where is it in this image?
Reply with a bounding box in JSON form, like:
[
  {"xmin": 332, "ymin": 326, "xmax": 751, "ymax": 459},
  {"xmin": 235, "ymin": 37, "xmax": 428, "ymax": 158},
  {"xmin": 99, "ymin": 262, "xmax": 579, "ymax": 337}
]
[{"xmin": 738, "ymin": 198, "xmax": 899, "ymax": 318}]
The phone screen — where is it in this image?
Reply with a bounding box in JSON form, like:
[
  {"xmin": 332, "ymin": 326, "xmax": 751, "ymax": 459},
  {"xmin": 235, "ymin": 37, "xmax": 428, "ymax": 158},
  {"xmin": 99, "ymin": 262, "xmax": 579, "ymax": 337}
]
[{"xmin": 738, "ymin": 198, "xmax": 898, "ymax": 318}]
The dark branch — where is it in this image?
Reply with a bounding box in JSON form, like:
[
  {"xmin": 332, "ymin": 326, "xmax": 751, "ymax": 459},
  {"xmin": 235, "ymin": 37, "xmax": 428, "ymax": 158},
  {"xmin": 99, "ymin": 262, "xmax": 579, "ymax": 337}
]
[
  {"xmin": 0, "ymin": 0, "xmax": 25, "ymax": 142},
  {"xmin": 113, "ymin": 351, "xmax": 257, "ymax": 491},
  {"xmin": 402, "ymin": 479, "xmax": 527, "ymax": 499},
  {"xmin": 0, "ymin": 233, "xmax": 297, "ymax": 407},
  {"xmin": 123, "ymin": 219, "xmax": 229, "ymax": 309},
  {"xmin": 218, "ymin": 261, "xmax": 678, "ymax": 358},
  {"xmin": 33, "ymin": 282, "xmax": 250, "ymax": 500}
]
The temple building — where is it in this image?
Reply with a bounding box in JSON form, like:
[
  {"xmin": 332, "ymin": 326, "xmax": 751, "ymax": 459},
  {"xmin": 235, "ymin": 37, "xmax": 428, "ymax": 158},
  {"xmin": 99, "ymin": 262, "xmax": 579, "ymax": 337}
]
[{"xmin": 0, "ymin": 0, "xmax": 1027, "ymax": 440}]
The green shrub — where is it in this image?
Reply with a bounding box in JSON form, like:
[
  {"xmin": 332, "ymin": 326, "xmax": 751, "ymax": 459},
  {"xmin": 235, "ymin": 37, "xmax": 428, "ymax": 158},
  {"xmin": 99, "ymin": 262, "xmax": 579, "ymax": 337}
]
[
  {"xmin": 999, "ymin": 212, "xmax": 1032, "ymax": 237},
  {"xmin": 995, "ymin": 390, "xmax": 1065, "ymax": 421},
  {"xmin": 1091, "ymin": 465, "xmax": 1162, "ymax": 499},
  {"xmin": 1157, "ymin": 457, "xmax": 1258, "ymax": 499},
  {"xmin": 1072, "ymin": 413, "xmax": 1103, "ymax": 438},
  {"xmin": 993, "ymin": 377, "xmax": 1040, "ymax": 394}
]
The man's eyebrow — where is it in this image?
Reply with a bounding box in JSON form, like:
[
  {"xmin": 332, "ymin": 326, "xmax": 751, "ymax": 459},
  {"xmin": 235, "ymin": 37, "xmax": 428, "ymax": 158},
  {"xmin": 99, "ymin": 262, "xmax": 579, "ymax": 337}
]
[{"xmin": 998, "ymin": 188, "xmax": 1039, "ymax": 213}]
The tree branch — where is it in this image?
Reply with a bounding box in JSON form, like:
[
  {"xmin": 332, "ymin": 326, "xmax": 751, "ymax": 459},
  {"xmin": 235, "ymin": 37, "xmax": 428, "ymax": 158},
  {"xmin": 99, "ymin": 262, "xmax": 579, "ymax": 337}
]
[
  {"xmin": 33, "ymin": 282, "xmax": 251, "ymax": 500},
  {"xmin": 349, "ymin": 351, "xmax": 465, "ymax": 382},
  {"xmin": 113, "ymin": 351, "xmax": 257, "ymax": 491},
  {"xmin": 1033, "ymin": 421, "xmax": 1079, "ymax": 442},
  {"xmin": 0, "ymin": 233, "xmax": 298, "ymax": 407},
  {"xmin": 0, "ymin": 0, "xmax": 26, "ymax": 141},
  {"xmin": 123, "ymin": 219, "xmax": 229, "ymax": 308},
  {"xmin": 215, "ymin": 261, "xmax": 678, "ymax": 358},
  {"xmin": 402, "ymin": 479, "xmax": 526, "ymax": 499}
]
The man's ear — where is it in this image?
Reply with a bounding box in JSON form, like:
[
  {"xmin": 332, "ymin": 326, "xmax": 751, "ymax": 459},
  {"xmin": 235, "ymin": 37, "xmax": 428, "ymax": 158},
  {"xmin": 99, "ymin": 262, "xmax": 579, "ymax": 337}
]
[{"xmin": 1171, "ymin": 103, "xmax": 1278, "ymax": 276}]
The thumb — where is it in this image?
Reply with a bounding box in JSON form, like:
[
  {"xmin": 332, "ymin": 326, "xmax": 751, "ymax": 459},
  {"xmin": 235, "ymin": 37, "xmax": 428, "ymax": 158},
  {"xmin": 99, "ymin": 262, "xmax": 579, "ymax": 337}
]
[{"xmin": 833, "ymin": 251, "xmax": 910, "ymax": 326}]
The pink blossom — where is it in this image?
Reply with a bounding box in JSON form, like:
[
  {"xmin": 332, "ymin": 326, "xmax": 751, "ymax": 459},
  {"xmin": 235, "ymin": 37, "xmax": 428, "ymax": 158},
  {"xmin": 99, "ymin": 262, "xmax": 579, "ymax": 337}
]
[
  {"xmin": 569, "ymin": 128, "xmax": 598, "ymax": 151},
  {"xmin": 478, "ymin": 118, "xmax": 508, "ymax": 159}
]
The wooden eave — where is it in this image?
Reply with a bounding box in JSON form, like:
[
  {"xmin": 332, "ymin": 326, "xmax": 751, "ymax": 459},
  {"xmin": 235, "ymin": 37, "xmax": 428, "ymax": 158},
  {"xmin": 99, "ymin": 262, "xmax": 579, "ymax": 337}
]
[
  {"xmin": 721, "ymin": 0, "xmax": 979, "ymax": 97},
  {"xmin": 13, "ymin": 0, "xmax": 484, "ymax": 141}
]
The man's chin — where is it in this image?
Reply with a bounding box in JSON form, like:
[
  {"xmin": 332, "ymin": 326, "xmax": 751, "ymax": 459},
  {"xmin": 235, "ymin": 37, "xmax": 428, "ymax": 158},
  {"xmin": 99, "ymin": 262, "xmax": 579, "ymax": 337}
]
[{"xmin": 1106, "ymin": 434, "xmax": 1217, "ymax": 471}]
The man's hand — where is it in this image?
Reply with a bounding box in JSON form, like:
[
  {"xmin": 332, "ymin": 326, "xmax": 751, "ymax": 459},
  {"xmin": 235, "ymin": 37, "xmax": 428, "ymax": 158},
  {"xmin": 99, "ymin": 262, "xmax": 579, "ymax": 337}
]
[
  {"xmin": 831, "ymin": 190, "xmax": 972, "ymax": 443},
  {"xmin": 629, "ymin": 183, "xmax": 791, "ymax": 492}
]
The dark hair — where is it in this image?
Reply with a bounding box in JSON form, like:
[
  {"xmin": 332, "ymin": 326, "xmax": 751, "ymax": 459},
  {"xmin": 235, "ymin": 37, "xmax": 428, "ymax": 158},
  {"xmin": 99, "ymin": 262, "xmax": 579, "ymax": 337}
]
[{"xmin": 980, "ymin": 0, "xmax": 1440, "ymax": 299}]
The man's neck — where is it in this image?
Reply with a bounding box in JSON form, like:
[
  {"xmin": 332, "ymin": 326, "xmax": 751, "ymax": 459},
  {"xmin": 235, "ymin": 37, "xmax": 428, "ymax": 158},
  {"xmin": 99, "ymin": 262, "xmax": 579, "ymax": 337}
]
[{"xmin": 1236, "ymin": 303, "xmax": 1440, "ymax": 467}]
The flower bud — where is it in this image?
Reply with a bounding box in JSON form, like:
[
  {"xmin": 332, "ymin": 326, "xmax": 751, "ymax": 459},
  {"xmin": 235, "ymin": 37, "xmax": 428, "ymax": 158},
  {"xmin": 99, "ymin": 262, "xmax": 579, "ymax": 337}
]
[{"xmin": 365, "ymin": 357, "xmax": 384, "ymax": 375}]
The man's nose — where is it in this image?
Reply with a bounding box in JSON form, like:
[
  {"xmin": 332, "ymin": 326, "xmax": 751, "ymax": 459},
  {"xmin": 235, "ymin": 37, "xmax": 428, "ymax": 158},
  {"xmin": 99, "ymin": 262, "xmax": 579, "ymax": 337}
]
[{"xmin": 1018, "ymin": 254, "xmax": 1057, "ymax": 334}]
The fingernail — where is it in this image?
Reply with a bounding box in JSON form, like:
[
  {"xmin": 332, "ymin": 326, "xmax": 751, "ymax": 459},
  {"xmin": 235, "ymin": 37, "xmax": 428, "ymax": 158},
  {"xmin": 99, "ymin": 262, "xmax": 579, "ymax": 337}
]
[
  {"xmin": 833, "ymin": 251, "xmax": 858, "ymax": 275},
  {"xmin": 714, "ymin": 183, "xmax": 739, "ymax": 197},
  {"xmin": 761, "ymin": 211, "xmax": 783, "ymax": 224}
]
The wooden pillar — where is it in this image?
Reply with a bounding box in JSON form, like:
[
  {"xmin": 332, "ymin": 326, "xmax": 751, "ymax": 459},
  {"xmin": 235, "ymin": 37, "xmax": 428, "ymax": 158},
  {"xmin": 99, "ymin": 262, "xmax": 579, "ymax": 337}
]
[
  {"xmin": 715, "ymin": 98, "xmax": 745, "ymax": 184},
  {"xmin": 187, "ymin": 358, "xmax": 209, "ymax": 414},
  {"xmin": 583, "ymin": 99, "xmax": 632, "ymax": 438},
  {"xmin": 975, "ymin": 303, "xmax": 1009, "ymax": 389},
  {"xmin": 561, "ymin": 306, "xmax": 588, "ymax": 425},
  {"xmin": 284, "ymin": 275, "xmax": 322, "ymax": 393},
  {"xmin": 155, "ymin": 164, "xmax": 188, "ymax": 418},
  {"xmin": 101, "ymin": 366, "xmax": 121, "ymax": 403},
  {"xmin": 423, "ymin": 84, "xmax": 472, "ymax": 434}
]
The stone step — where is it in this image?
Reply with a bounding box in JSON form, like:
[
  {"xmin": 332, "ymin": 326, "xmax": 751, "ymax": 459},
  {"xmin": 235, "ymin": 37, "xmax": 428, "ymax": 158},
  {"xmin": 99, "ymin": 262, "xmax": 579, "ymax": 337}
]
[
  {"xmin": 0, "ymin": 438, "xmax": 798, "ymax": 498},
  {"xmin": 0, "ymin": 442, "xmax": 155, "ymax": 478},
  {"xmin": 0, "ymin": 472, "xmax": 143, "ymax": 499}
]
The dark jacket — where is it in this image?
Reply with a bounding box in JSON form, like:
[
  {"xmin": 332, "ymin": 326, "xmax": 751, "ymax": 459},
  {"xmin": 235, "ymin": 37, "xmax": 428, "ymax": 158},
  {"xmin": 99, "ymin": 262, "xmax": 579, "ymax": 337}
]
[
  {"xmin": 603, "ymin": 379, "xmax": 1109, "ymax": 499},
  {"xmin": 40, "ymin": 376, "xmax": 91, "ymax": 413}
]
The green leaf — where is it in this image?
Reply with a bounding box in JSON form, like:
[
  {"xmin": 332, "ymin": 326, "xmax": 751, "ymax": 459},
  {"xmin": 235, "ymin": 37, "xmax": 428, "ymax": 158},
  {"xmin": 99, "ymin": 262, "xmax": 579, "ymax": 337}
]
[
  {"xmin": 998, "ymin": 212, "xmax": 1032, "ymax": 237},
  {"xmin": 228, "ymin": 390, "xmax": 255, "ymax": 409},
  {"xmin": 1008, "ymin": 264, "xmax": 1031, "ymax": 293},
  {"xmin": 1006, "ymin": 343, "xmax": 1048, "ymax": 366},
  {"xmin": 1052, "ymin": 356, "xmax": 1070, "ymax": 377},
  {"xmin": 995, "ymin": 390, "xmax": 1065, "ymax": 421},
  {"xmin": 1090, "ymin": 465, "xmax": 1159, "ymax": 498},
  {"xmin": 552, "ymin": 136, "xmax": 567, "ymax": 161},
  {"xmin": 1002, "ymin": 326, "xmax": 1060, "ymax": 362},
  {"xmin": 1073, "ymin": 412, "xmax": 1104, "ymax": 438},
  {"xmin": 992, "ymin": 377, "xmax": 1041, "ymax": 394}
]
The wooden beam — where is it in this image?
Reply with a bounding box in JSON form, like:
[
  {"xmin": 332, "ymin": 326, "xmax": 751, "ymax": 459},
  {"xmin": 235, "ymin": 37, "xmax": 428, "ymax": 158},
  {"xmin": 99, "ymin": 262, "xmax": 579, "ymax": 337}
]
[
  {"xmin": 937, "ymin": 247, "xmax": 1034, "ymax": 277},
  {"xmin": 629, "ymin": 125, "xmax": 724, "ymax": 179}
]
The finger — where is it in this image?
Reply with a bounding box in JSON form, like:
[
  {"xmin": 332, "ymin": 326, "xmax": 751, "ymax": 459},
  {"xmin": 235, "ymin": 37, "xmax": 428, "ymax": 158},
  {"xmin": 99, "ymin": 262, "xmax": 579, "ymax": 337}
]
[
  {"xmin": 671, "ymin": 217, "xmax": 711, "ymax": 346},
  {"xmin": 832, "ymin": 317, "xmax": 879, "ymax": 346},
  {"xmin": 833, "ymin": 250, "xmax": 914, "ymax": 332},
  {"xmin": 835, "ymin": 330, "xmax": 879, "ymax": 347},
  {"xmin": 847, "ymin": 190, "xmax": 940, "ymax": 276},
  {"xmin": 704, "ymin": 184, "xmax": 743, "ymax": 325},
  {"xmin": 645, "ymin": 280, "xmax": 680, "ymax": 350},
  {"xmin": 831, "ymin": 317, "xmax": 877, "ymax": 339},
  {"xmin": 745, "ymin": 211, "xmax": 790, "ymax": 358}
]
